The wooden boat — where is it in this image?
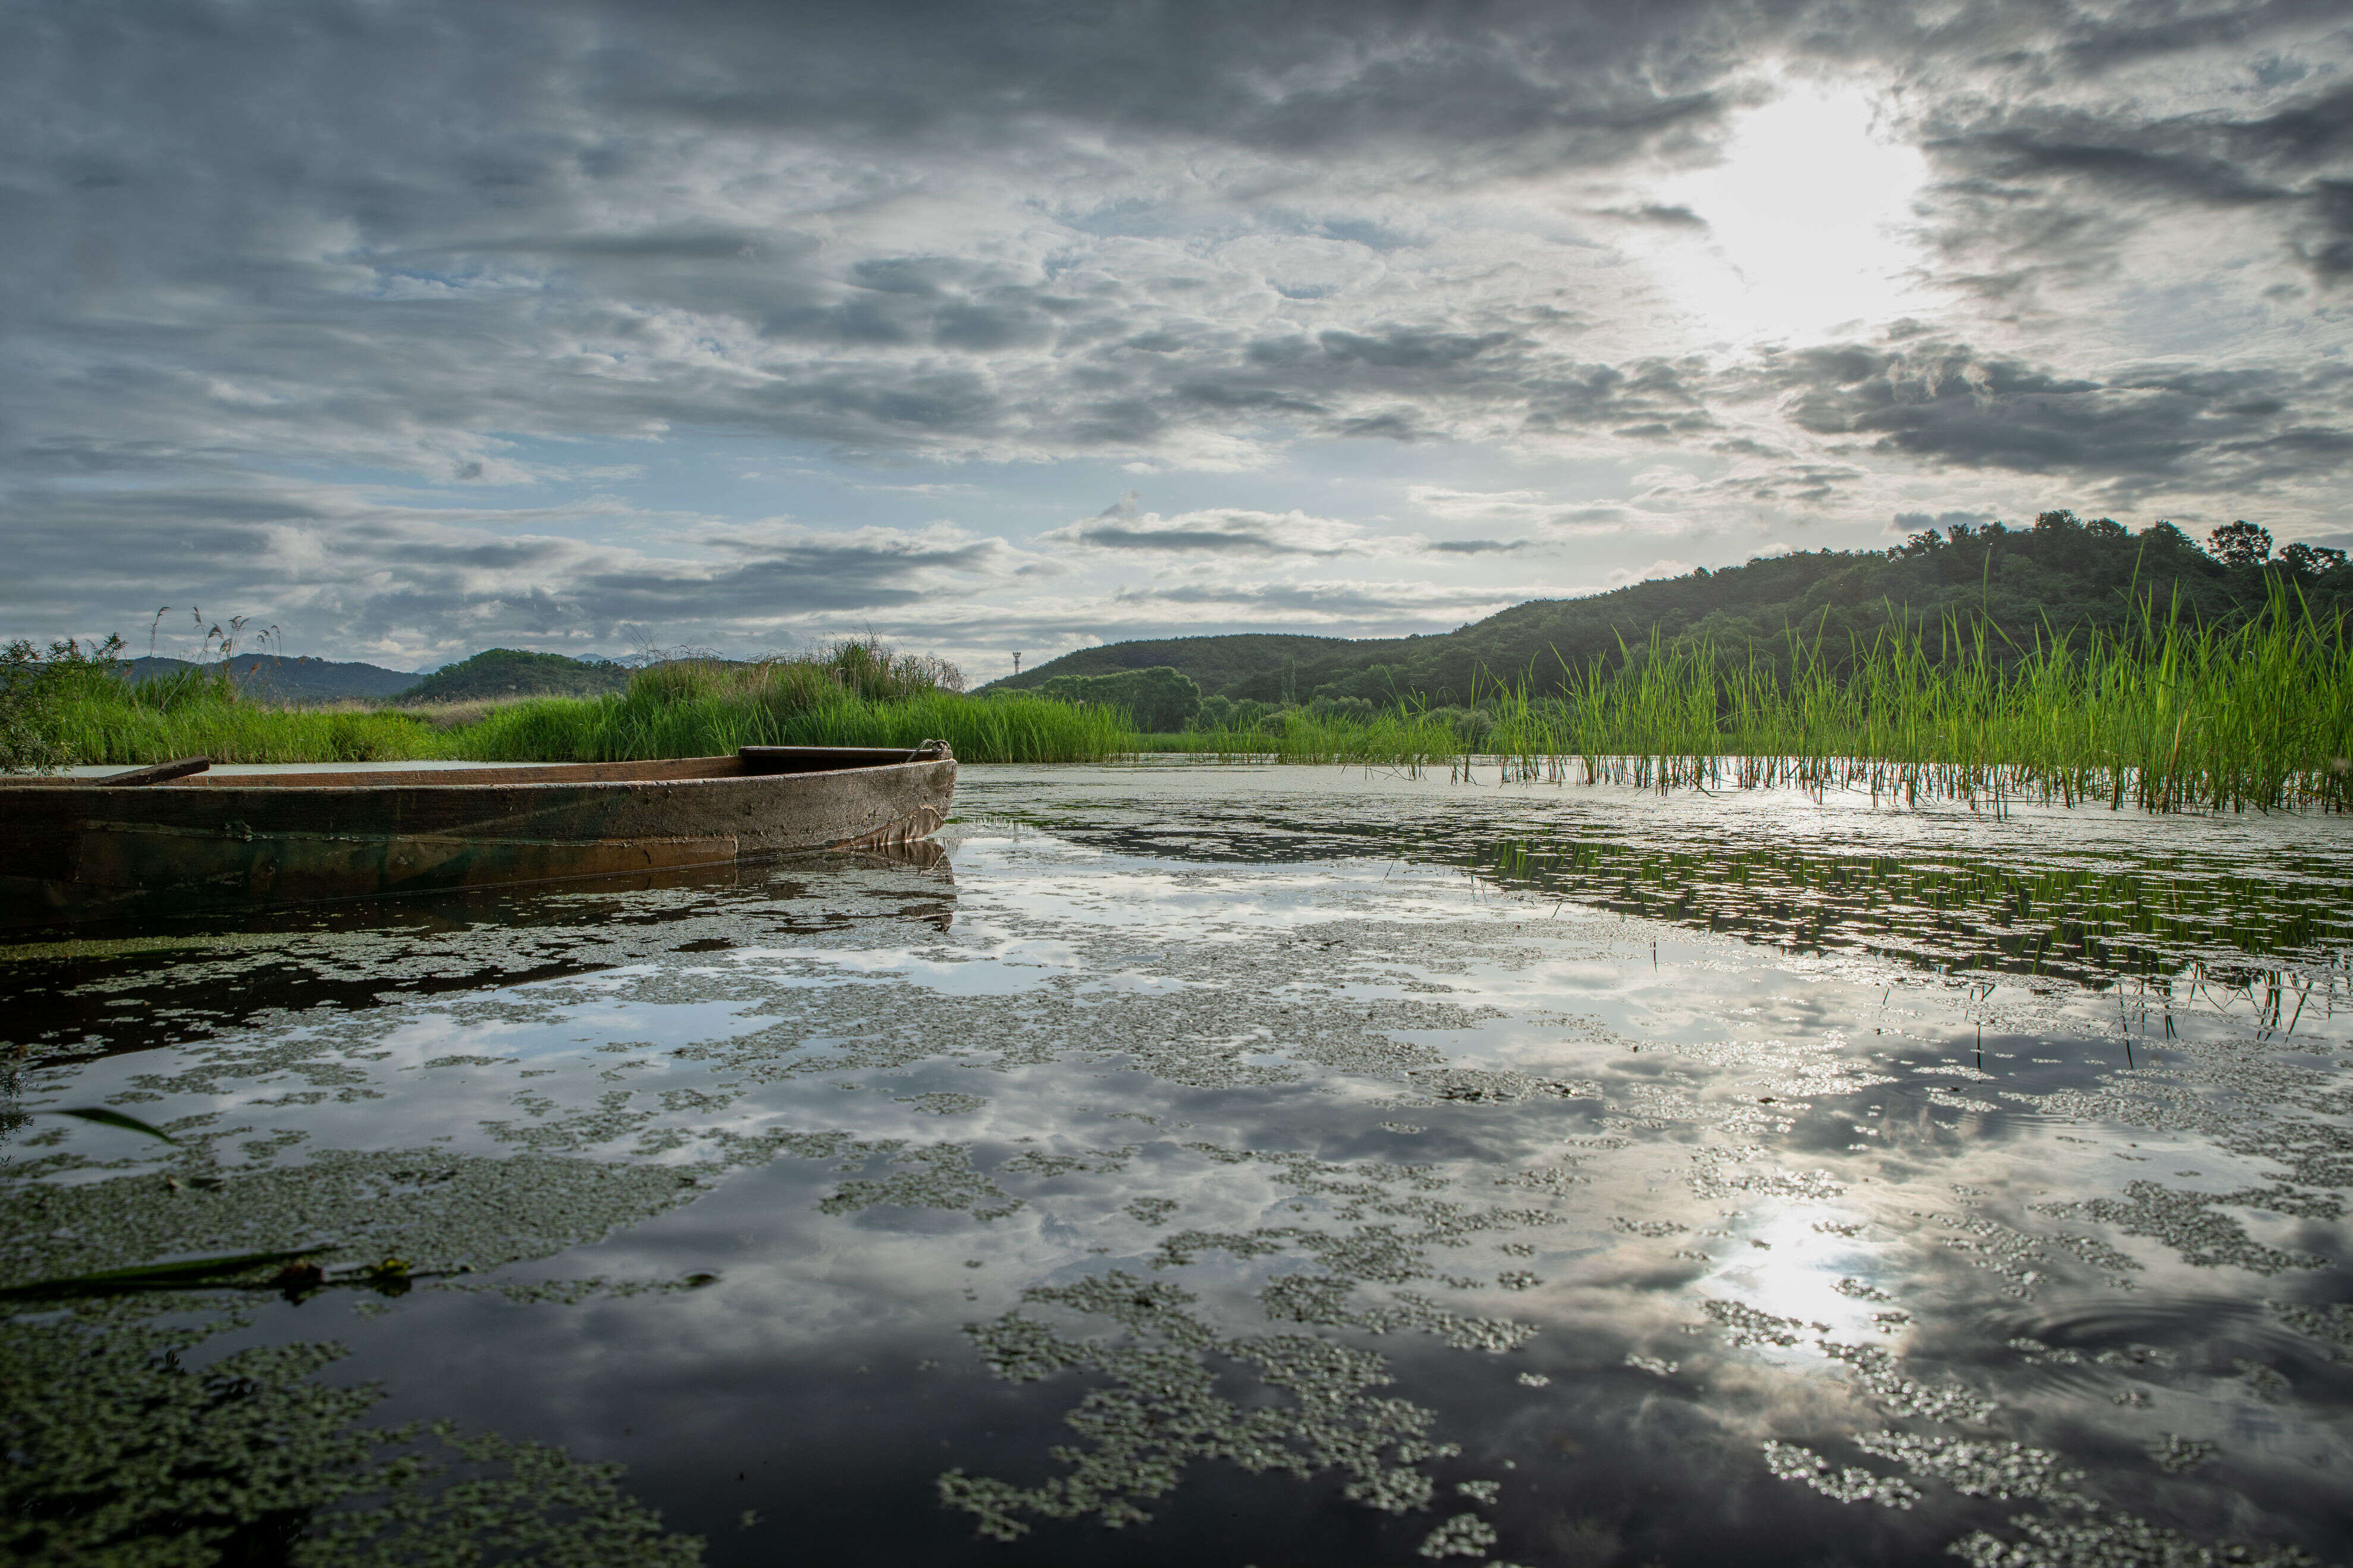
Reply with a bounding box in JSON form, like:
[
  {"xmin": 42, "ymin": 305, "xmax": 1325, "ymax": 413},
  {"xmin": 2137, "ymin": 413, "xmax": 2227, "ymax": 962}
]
[{"xmin": 0, "ymin": 743, "xmax": 955, "ymax": 928}]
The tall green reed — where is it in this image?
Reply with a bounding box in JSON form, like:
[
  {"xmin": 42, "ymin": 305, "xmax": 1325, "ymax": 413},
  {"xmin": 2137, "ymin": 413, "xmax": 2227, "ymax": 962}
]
[
  {"xmin": 14, "ymin": 636, "xmax": 1137, "ymax": 768},
  {"xmin": 464, "ymin": 653, "xmax": 1132, "ymax": 765},
  {"xmin": 1470, "ymin": 582, "xmax": 2352, "ymax": 811},
  {"xmin": 17, "ymin": 594, "xmax": 2346, "ymax": 810},
  {"xmin": 463, "ymin": 688, "xmax": 1130, "ymax": 764},
  {"xmin": 35, "ymin": 693, "xmax": 457, "ymax": 766},
  {"xmin": 1135, "ymin": 584, "xmax": 2349, "ymax": 813}
]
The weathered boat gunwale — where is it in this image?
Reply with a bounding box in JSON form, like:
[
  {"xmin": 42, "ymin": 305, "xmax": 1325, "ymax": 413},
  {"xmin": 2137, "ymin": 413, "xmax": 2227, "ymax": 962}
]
[
  {"xmin": 0, "ymin": 745, "xmax": 957, "ymax": 928},
  {"xmin": 0, "ymin": 745, "xmax": 939, "ymax": 793}
]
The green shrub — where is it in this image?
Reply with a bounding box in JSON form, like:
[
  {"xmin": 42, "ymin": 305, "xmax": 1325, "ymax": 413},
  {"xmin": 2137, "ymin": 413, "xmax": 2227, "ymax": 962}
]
[
  {"xmin": 1039, "ymin": 666, "xmax": 1201, "ymax": 732},
  {"xmin": 1, "ymin": 636, "xmax": 129, "ymax": 771},
  {"xmin": 1424, "ymin": 706, "xmax": 1496, "ymax": 747},
  {"xmin": 1306, "ymin": 695, "xmax": 1377, "ymax": 725}
]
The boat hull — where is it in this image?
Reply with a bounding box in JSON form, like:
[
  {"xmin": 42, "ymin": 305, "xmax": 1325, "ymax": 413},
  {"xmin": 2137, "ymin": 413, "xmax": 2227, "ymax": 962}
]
[{"xmin": 0, "ymin": 748, "xmax": 956, "ymax": 927}]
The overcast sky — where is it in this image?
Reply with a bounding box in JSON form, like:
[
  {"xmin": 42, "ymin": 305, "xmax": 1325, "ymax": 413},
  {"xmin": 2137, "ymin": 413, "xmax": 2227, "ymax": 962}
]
[{"xmin": 5, "ymin": 1, "xmax": 2349, "ymax": 675}]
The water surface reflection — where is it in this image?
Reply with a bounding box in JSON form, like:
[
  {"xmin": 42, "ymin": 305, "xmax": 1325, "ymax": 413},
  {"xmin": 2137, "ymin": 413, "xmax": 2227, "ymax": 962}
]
[{"xmin": 2, "ymin": 766, "xmax": 2346, "ymax": 1566}]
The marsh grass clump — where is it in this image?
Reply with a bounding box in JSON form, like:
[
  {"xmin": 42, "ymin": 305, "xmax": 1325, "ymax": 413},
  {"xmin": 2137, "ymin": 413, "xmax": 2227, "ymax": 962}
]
[
  {"xmin": 32, "ymin": 678, "xmax": 453, "ymax": 768},
  {"xmin": 0, "ymin": 628, "xmax": 1129, "ymax": 766},
  {"xmin": 1494, "ymin": 582, "xmax": 2353, "ymax": 813},
  {"xmin": 466, "ymin": 638, "xmax": 1125, "ymax": 764},
  {"xmin": 16, "ymin": 588, "xmax": 2344, "ymax": 798},
  {"xmin": 1, "ymin": 636, "xmax": 133, "ymax": 771},
  {"xmin": 5, "ymin": 631, "xmax": 415, "ymax": 772},
  {"xmin": 1149, "ymin": 584, "xmax": 2351, "ymax": 813},
  {"xmin": 822, "ymin": 635, "xmax": 967, "ymax": 703},
  {"xmin": 617, "ymin": 638, "xmax": 963, "ymax": 714},
  {"xmin": 395, "ymin": 697, "xmax": 545, "ymax": 732},
  {"xmin": 5, "ymin": 614, "xmax": 465, "ymax": 769}
]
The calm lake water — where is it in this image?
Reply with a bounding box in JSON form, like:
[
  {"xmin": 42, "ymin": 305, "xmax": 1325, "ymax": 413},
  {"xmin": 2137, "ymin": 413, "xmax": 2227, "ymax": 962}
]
[{"xmin": 5, "ymin": 763, "xmax": 2349, "ymax": 1566}]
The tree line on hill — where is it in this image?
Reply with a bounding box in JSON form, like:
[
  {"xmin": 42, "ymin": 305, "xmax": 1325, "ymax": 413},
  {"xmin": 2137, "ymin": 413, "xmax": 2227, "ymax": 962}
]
[
  {"xmin": 391, "ymin": 648, "xmax": 635, "ymax": 703},
  {"xmin": 991, "ymin": 513, "xmax": 2353, "ymax": 726},
  {"xmin": 37, "ymin": 511, "xmax": 2352, "ymax": 726}
]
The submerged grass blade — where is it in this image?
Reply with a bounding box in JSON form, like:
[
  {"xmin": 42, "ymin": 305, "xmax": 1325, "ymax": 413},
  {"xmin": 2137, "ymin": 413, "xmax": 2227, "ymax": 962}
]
[
  {"xmin": 49, "ymin": 1106, "xmax": 180, "ymax": 1143},
  {"xmin": 0, "ymin": 1249, "xmax": 321, "ymax": 1300}
]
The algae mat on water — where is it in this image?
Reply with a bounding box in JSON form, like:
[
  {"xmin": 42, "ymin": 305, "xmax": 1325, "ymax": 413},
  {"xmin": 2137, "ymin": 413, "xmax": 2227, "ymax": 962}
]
[{"xmin": 3, "ymin": 764, "xmax": 2349, "ymax": 1566}]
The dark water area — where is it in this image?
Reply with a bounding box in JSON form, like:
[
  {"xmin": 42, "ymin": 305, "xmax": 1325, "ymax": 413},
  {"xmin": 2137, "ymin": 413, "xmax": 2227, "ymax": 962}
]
[{"xmin": 4, "ymin": 763, "xmax": 2349, "ymax": 1566}]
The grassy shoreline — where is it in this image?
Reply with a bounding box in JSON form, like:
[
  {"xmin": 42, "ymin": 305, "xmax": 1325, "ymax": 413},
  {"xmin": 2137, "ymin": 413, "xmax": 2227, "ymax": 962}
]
[
  {"xmin": 12, "ymin": 638, "xmax": 1138, "ymax": 770},
  {"xmin": 34, "ymin": 688, "xmax": 1135, "ymax": 769},
  {"xmin": 1569, "ymin": 587, "xmax": 2351, "ymax": 813},
  {"xmin": 1119, "ymin": 588, "xmax": 2353, "ymax": 813},
  {"xmin": 12, "ymin": 592, "xmax": 2351, "ymax": 812}
]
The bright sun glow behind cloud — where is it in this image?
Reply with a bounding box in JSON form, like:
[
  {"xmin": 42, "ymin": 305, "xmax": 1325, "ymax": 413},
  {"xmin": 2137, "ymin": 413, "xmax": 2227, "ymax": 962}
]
[{"xmin": 1653, "ymin": 81, "xmax": 1931, "ymax": 344}]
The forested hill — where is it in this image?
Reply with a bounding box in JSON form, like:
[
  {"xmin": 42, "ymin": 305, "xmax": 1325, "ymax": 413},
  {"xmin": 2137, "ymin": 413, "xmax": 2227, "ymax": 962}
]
[
  {"xmin": 395, "ymin": 648, "xmax": 633, "ymax": 703},
  {"xmin": 989, "ymin": 513, "xmax": 2353, "ymax": 707},
  {"xmin": 992, "ymin": 633, "xmax": 1358, "ymax": 694}
]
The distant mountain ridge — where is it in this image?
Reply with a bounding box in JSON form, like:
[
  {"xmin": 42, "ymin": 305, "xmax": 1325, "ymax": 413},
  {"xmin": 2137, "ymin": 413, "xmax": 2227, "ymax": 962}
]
[
  {"xmin": 986, "ymin": 514, "xmax": 2353, "ymax": 707},
  {"xmin": 122, "ymin": 654, "xmax": 421, "ymax": 702},
  {"xmin": 116, "ymin": 648, "xmax": 636, "ymax": 704}
]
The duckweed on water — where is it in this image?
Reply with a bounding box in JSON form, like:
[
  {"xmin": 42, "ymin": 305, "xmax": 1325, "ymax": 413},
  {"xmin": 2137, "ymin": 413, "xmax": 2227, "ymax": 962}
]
[
  {"xmin": 0, "ymin": 1304, "xmax": 698, "ymax": 1566},
  {"xmin": 1850, "ymin": 1432, "xmax": 2086, "ymax": 1501},
  {"xmin": 945, "ymin": 1271, "xmax": 1465, "ymax": 1540},
  {"xmin": 1950, "ymin": 1507, "xmax": 2325, "ymax": 1568},
  {"xmin": 1821, "ymin": 1339, "xmax": 2003, "ymax": 1425},
  {"xmin": 2266, "ymin": 1300, "xmax": 2353, "ymax": 1360},
  {"xmin": 818, "ymin": 1143, "xmax": 1026, "ymax": 1220},
  {"xmin": 2150, "ymin": 1434, "xmax": 2220, "ymax": 1474},
  {"xmin": 2036, "ymin": 1183, "xmax": 2334, "ymax": 1274},
  {"xmin": 998, "ymin": 770, "xmax": 2352, "ymax": 995},
  {"xmin": 2, "ymin": 1149, "xmax": 730, "ymax": 1284},
  {"xmin": 1701, "ymin": 1299, "xmax": 1821, "ymax": 1347},
  {"xmin": 1759, "ymin": 1440, "xmax": 1924, "ymax": 1509},
  {"xmin": 1415, "ymin": 1511, "xmax": 1500, "ymax": 1558},
  {"xmin": 3, "ymin": 776, "xmax": 2346, "ymax": 1565}
]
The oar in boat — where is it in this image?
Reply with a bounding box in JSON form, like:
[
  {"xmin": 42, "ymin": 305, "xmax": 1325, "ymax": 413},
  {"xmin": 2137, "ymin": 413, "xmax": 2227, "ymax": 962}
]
[{"xmin": 98, "ymin": 756, "xmax": 213, "ymax": 785}]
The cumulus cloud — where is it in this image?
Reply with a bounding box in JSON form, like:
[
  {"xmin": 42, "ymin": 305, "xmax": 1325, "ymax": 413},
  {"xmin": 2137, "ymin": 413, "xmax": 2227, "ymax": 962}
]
[
  {"xmin": 0, "ymin": 0, "xmax": 2346, "ymax": 660},
  {"xmin": 1, "ymin": 472, "xmax": 1031, "ymax": 660},
  {"xmin": 1425, "ymin": 538, "xmax": 1544, "ymax": 554},
  {"xmin": 1038, "ymin": 493, "xmax": 1384, "ymax": 557},
  {"xmin": 1749, "ymin": 337, "xmax": 2353, "ymax": 503},
  {"xmin": 1918, "ymin": 74, "xmax": 2353, "ymax": 290},
  {"xmin": 1113, "ymin": 578, "xmax": 1517, "ymax": 623},
  {"xmin": 1408, "ymin": 487, "xmax": 1713, "ymax": 537}
]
